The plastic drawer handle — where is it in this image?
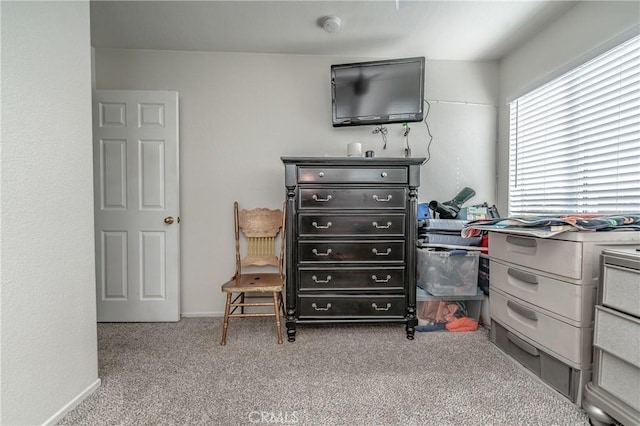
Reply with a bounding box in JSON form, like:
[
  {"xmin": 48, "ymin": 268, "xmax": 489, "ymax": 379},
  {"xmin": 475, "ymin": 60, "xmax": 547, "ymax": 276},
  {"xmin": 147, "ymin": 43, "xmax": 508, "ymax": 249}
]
[
  {"xmin": 507, "ymin": 331, "xmax": 540, "ymax": 356},
  {"xmin": 311, "ymin": 302, "xmax": 332, "ymax": 311},
  {"xmin": 507, "ymin": 268, "xmax": 539, "ymax": 285},
  {"xmin": 311, "ymin": 275, "xmax": 331, "ymax": 283},
  {"xmin": 312, "ymin": 194, "xmax": 332, "ymax": 202},
  {"xmin": 312, "ymin": 221, "xmax": 332, "ymax": 229},
  {"xmin": 506, "ymin": 235, "xmax": 537, "ymax": 248},
  {"xmin": 507, "ymin": 300, "xmax": 538, "ymax": 321},
  {"xmin": 373, "ymin": 194, "xmax": 393, "ymax": 202},
  {"xmin": 372, "ymin": 303, "xmax": 392, "ymax": 311},
  {"xmin": 372, "ymin": 248, "xmax": 392, "ymax": 256},
  {"xmin": 371, "ymin": 274, "xmax": 392, "ymax": 283},
  {"xmin": 372, "ymin": 221, "xmax": 392, "ymax": 229},
  {"xmin": 311, "ymin": 248, "xmax": 332, "ymax": 257}
]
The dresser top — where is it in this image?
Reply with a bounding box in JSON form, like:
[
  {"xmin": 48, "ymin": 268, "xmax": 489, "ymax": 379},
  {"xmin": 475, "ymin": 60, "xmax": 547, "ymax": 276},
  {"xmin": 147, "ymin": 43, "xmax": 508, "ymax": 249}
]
[
  {"xmin": 602, "ymin": 246, "xmax": 640, "ymax": 260},
  {"xmin": 281, "ymin": 156, "xmax": 426, "ymax": 166},
  {"xmin": 489, "ymin": 229, "xmax": 640, "ymax": 242}
]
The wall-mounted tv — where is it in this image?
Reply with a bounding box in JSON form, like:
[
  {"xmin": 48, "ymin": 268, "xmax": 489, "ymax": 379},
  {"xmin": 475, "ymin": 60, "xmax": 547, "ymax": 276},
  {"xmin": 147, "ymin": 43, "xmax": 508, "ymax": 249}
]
[{"xmin": 331, "ymin": 56, "xmax": 425, "ymax": 127}]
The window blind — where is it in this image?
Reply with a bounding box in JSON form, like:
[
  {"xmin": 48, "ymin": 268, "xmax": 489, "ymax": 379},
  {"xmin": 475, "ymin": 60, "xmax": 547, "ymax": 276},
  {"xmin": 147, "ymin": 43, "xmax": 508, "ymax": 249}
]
[{"xmin": 509, "ymin": 34, "xmax": 640, "ymax": 215}]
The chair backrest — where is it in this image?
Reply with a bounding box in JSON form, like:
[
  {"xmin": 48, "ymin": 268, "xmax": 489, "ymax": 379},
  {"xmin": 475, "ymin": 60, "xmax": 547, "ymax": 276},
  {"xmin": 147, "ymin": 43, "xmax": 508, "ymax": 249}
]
[{"xmin": 234, "ymin": 201, "xmax": 285, "ymax": 276}]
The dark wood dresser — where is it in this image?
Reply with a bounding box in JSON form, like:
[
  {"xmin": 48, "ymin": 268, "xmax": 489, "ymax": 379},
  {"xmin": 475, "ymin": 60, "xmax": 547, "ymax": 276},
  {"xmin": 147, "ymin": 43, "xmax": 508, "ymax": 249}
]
[{"xmin": 281, "ymin": 157, "xmax": 424, "ymax": 342}]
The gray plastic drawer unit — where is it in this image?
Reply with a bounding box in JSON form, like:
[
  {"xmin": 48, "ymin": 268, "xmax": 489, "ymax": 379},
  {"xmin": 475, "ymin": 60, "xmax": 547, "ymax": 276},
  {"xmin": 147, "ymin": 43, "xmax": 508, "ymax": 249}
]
[
  {"xmin": 488, "ymin": 232, "xmax": 640, "ymax": 408},
  {"xmin": 584, "ymin": 247, "xmax": 640, "ymax": 426}
]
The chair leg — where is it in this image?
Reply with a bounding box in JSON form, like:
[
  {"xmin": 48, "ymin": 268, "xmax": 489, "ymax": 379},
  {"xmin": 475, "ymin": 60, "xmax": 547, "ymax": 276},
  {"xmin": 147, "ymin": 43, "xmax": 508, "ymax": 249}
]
[
  {"xmin": 240, "ymin": 292, "xmax": 245, "ymax": 314},
  {"xmin": 273, "ymin": 292, "xmax": 283, "ymax": 344},
  {"xmin": 279, "ymin": 291, "xmax": 285, "ymax": 318},
  {"xmin": 221, "ymin": 292, "xmax": 232, "ymax": 346}
]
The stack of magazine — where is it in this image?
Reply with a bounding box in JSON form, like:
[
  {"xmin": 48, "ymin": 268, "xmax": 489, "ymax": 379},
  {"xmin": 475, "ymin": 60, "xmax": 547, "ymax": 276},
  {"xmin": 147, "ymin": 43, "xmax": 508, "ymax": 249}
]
[{"xmin": 417, "ymin": 219, "xmax": 482, "ymax": 249}]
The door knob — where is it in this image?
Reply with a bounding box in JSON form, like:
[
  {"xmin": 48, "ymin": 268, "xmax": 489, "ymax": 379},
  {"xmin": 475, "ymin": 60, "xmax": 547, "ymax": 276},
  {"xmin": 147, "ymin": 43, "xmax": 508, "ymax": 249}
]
[{"xmin": 164, "ymin": 216, "xmax": 175, "ymax": 225}]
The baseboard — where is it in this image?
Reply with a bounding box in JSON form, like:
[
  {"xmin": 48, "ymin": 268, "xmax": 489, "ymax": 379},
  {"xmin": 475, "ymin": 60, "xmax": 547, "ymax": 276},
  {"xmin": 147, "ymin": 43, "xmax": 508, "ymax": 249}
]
[
  {"xmin": 43, "ymin": 378, "xmax": 101, "ymax": 426},
  {"xmin": 181, "ymin": 311, "xmax": 224, "ymax": 318}
]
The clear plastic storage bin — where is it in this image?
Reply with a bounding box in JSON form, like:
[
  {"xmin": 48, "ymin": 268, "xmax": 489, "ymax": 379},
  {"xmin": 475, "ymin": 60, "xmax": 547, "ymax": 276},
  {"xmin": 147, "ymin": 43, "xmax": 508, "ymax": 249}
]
[
  {"xmin": 417, "ymin": 249, "xmax": 479, "ymax": 296},
  {"xmin": 416, "ymin": 286, "xmax": 483, "ymax": 326}
]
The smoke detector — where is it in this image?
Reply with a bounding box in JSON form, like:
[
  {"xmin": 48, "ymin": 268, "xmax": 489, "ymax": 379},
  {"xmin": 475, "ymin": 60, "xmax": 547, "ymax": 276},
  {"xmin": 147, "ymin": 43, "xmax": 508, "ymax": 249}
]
[{"xmin": 321, "ymin": 16, "xmax": 342, "ymax": 33}]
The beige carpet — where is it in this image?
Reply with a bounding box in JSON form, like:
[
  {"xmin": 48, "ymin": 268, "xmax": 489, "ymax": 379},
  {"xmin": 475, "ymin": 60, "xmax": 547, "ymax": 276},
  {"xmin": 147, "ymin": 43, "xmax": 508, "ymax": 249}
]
[{"xmin": 59, "ymin": 317, "xmax": 590, "ymax": 425}]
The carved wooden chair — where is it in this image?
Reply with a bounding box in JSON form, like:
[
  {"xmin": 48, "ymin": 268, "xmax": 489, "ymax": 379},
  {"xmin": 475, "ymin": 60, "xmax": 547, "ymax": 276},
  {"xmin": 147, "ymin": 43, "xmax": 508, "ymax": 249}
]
[{"xmin": 220, "ymin": 201, "xmax": 286, "ymax": 345}]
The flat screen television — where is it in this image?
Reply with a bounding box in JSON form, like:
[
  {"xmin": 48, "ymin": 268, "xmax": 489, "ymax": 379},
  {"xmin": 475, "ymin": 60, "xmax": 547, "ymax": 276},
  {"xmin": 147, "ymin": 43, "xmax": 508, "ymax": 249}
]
[{"xmin": 331, "ymin": 56, "xmax": 425, "ymax": 127}]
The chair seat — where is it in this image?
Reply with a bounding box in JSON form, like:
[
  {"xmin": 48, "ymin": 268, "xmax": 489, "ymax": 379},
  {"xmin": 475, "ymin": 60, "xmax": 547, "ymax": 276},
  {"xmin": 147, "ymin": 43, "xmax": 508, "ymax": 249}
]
[{"xmin": 221, "ymin": 273, "xmax": 283, "ymax": 293}]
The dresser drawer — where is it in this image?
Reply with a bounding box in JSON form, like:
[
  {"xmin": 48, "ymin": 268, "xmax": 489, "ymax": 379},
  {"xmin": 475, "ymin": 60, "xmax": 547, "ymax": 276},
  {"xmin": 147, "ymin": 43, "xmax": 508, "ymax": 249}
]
[
  {"xmin": 298, "ymin": 241, "xmax": 405, "ymax": 262},
  {"xmin": 298, "ymin": 241, "xmax": 405, "ymax": 263},
  {"xmin": 594, "ymin": 306, "xmax": 640, "ymax": 368},
  {"xmin": 298, "ymin": 213, "xmax": 405, "ymax": 237},
  {"xmin": 491, "ymin": 320, "xmax": 585, "ymax": 403},
  {"xmin": 298, "ymin": 266, "xmax": 405, "ymax": 291},
  {"xmin": 601, "ymin": 262, "xmax": 640, "ymax": 318},
  {"xmin": 489, "ymin": 232, "xmax": 583, "ymax": 280},
  {"xmin": 490, "ymin": 288, "xmax": 593, "ymax": 367},
  {"xmin": 299, "ymin": 187, "xmax": 406, "ymax": 210},
  {"xmin": 298, "ymin": 167, "xmax": 407, "ymax": 184},
  {"xmin": 298, "ymin": 294, "xmax": 405, "ymax": 318},
  {"xmin": 490, "ymin": 259, "xmax": 596, "ymax": 326},
  {"xmin": 593, "ymin": 347, "xmax": 640, "ymax": 411}
]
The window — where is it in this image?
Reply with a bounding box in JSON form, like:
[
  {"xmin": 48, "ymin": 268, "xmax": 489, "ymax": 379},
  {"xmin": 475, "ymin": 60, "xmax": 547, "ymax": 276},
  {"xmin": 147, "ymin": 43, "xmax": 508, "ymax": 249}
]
[{"xmin": 509, "ymin": 35, "xmax": 640, "ymax": 216}]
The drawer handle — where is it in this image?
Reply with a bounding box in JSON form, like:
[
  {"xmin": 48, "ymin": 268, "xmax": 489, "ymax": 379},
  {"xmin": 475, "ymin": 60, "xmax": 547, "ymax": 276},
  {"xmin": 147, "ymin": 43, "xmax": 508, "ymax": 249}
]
[
  {"xmin": 373, "ymin": 194, "xmax": 393, "ymax": 202},
  {"xmin": 318, "ymin": 171, "xmax": 325, "ymax": 177},
  {"xmin": 507, "ymin": 267, "xmax": 538, "ymax": 285},
  {"xmin": 312, "ymin": 221, "xmax": 332, "ymax": 229},
  {"xmin": 506, "ymin": 235, "xmax": 537, "ymax": 248},
  {"xmin": 372, "ymin": 221, "xmax": 392, "ymax": 229},
  {"xmin": 311, "ymin": 275, "xmax": 331, "ymax": 283},
  {"xmin": 507, "ymin": 300, "xmax": 538, "ymax": 321},
  {"xmin": 312, "ymin": 248, "xmax": 332, "ymax": 257},
  {"xmin": 372, "ymin": 303, "xmax": 392, "ymax": 311},
  {"xmin": 381, "ymin": 172, "xmax": 388, "ymax": 178},
  {"xmin": 372, "ymin": 248, "xmax": 392, "ymax": 256},
  {"xmin": 507, "ymin": 331, "xmax": 539, "ymax": 357},
  {"xmin": 311, "ymin": 302, "xmax": 332, "ymax": 311},
  {"xmin": 312, "ymin": 194, "xmax": 332, "ymax": 202},
  {"xmin": 371, "ymin": 274, "xmax": 392, "ymax": 283}
]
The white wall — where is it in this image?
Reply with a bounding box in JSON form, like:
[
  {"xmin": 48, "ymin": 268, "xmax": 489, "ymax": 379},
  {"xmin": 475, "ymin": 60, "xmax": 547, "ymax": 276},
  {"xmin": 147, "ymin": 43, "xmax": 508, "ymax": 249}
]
[
  {"xmin": 94, "ymin": 50, "xmax": 498, "ymax": 316},
  {"xmin": 1, "ymin": 2, "xmax": 99, "ymax": 424},
  {"xmin": 497, "ymin": 1, "xmax": 640, "ymax": 215},
  {"xmin": 424, "ymin": 60, "xmax": 498, "ymax": 207}
]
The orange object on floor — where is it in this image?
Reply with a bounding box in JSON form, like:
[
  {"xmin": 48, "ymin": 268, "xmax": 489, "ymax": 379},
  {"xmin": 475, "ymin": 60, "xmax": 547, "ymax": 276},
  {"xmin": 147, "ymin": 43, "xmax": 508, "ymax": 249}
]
[{"xmin": 445, "ymin": 317, "xmax": 478, "ymax": 332}]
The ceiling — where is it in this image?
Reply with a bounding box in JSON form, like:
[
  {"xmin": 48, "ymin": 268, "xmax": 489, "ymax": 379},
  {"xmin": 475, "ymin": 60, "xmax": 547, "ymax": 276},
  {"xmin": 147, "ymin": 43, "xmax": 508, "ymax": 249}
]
[{"xmin": 90, "ymin": 0, "xmax": 579, "ymax": 61}]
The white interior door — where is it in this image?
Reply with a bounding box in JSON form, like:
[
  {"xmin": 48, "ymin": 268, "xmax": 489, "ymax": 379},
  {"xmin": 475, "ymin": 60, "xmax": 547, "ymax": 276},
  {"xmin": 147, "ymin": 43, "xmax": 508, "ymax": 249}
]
[{"xmin": 93, "ymin": 90, "xmax": 180, "ymax": 322}]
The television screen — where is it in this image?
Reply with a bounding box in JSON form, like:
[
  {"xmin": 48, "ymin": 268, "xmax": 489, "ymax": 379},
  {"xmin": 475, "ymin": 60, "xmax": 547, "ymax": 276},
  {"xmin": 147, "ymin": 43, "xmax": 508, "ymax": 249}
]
[{"xmin": 331, "ymin": 57, "xmax": 425, "ymax": 127}]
